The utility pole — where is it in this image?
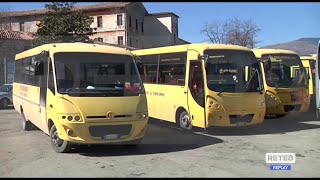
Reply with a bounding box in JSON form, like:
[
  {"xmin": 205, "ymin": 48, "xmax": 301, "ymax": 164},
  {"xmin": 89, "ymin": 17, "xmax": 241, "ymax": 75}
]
[{"xmin": 4, "ymin": 57, "xmax": 6, "ymax": 84}]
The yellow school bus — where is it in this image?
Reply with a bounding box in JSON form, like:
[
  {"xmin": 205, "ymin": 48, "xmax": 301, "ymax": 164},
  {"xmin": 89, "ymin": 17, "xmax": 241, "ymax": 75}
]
[
  {"xmin": 13, "ymin": 43, "xmax": 148, "ymax": 153},
  {"xmin": 132, "ymin": 44, "xmax": 266, "ymax": 130},
  {"xmin": 252, "ymin": 49, "xmax": 310, "ymax": 118},
  {"xmin": 300, "ymin": 55, "xmax": 316, "ymax": 95},
  {"xmin": 315, "ymin": 41, "xmax": 320, "ymax": 118}
]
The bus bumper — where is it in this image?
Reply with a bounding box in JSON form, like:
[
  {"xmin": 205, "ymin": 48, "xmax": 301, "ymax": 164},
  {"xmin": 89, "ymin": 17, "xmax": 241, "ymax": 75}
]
[
  {"xmin": 207, "ymin": 108, "xmax": 265, "ymax": 127},
  {"xmin": 54, "ymin": 119, "xmax": 148, "ymax": 144},
  {"xmin": 265, "ymin": 98, "xmax": 310, "ymax": 116}
]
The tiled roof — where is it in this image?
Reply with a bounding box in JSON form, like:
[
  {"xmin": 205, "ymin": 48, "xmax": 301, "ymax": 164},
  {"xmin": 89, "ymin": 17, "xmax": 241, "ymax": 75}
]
[
  {"xmin": 0, "ymin": 2, "xmax": 132, "ymax": 18},
  {"xmin": 0, "ymin": 30, "xmax": 34, "ymax": 40}
]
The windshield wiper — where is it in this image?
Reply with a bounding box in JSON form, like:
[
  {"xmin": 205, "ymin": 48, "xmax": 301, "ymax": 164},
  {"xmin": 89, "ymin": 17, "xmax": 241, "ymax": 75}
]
[
  {"xmin": 246, "ymin": 69, "xmax": 263, "ymax": 94},
  {"xmin": 218, "ymin": 89, "xmax": 224, "ymax": 96}
]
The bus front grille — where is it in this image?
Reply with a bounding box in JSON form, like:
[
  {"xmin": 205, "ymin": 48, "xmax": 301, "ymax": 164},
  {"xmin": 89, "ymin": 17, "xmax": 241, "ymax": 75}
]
[
  {"xmin": 229, "ymin": 114, "xmax": 254, "ymax": 124},
  {"xmin": 86, "ymin": 115, "xmax": 132, "ymax": 119},
  {"xmin": 88, "ymin": 125, "xmax": 132, "ymax": 138}
]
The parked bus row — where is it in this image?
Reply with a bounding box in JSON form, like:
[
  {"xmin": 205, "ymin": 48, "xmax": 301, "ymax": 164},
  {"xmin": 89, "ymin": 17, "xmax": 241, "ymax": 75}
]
[
  {"xmin": 132, "ymin": 46, "xmax": 310, "ymax": 129},
  {"xmin": 12, "ymin": 42, "xmax": 317, "ymax": 153}
]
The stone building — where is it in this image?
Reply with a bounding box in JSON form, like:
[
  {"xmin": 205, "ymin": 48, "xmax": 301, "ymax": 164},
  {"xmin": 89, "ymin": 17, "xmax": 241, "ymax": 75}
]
[
  {"xmin": 0, "ymin": 30, "xmax": 34, "ymax": 84},
  {"xmin": 0, "ymin": 2, "xmax": 189, "ymax": 49}
]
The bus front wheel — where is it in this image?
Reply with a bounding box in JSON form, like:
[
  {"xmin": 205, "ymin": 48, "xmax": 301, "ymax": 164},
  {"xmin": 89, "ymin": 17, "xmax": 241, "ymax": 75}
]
[
  {"xmin": 50, "ymin": 124, "xmax": 72, "ymax": 153},
  {"xmin": 178, "ymin": 111, "xmax": 193, "ymax": 131}
]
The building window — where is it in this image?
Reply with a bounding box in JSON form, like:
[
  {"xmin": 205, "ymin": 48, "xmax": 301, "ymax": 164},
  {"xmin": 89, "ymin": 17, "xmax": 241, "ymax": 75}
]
[
  {"xmin": 129, "ymin": 38, "xmax": 132, "ymax": 46},
  {"xmin": 117, "ymin": 14, "xmax": 123, "ymax": 26},
  {"xmin": 141, "ymin": 22, "xmax": 144, "ymax": 33},
  {"xmin": 97, "ymin": 16, "xmax": 103, "ymax": 28},
  {"xmin": 135, "ymin": 19, "xmax": 138, "ymax": 30},
  {"xmin": 95, "ymin": 37, "xmax": 103, "ymax": 43},
  {"xmin": 118, "ymin": 36, "xmax": 123, "ymax": 45},
  {"xmin": 129, "ymin": 16, "xmax": 132, "ymax": 28},
  {"xmin": 20, "ymin": 22, "xmax": 24, "ymax": 31}
]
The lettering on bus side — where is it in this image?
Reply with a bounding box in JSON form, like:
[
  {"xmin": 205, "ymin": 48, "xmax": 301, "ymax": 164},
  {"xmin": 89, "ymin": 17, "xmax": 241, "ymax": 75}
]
[
  {"xmin": 19, "ymin": 85, "xmax": 28, "ymax": 97},
  {"xmin": 146, "ymin": 91, "xmax": 165, "ymax": 97}
]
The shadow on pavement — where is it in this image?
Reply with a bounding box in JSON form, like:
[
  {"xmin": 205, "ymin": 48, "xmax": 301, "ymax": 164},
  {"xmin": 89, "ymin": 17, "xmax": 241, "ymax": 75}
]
[
  {"xmin": 77, "ymin": 119, "xmax": 223, "ymax": 157},
  {"xmin": 143, "ymin": 112, "xmax": 320, "ymax": 137},
  {"xmin": 205, "ymin": 110, "xmax": 320, "ymax": 136}
]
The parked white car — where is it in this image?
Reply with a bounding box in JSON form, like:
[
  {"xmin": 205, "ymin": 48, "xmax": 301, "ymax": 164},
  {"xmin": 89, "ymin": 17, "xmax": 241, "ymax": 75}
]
[{"xmin": 0, "ymin": 84, "xmax": 13, "ymax": 109}]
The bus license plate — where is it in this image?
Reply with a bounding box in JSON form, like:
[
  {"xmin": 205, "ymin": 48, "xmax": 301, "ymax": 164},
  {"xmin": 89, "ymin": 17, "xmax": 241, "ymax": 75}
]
[
  {"xmin": 103, "ymin": 134, "xmax": 120, "ymax": 140},
  {"xmin": 236, "ymin": 122, "xmax": 247, "ymax": 126}
]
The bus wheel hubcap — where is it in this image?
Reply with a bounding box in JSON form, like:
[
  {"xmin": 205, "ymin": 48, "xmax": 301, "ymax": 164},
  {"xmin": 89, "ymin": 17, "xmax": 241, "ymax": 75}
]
[
  {"xmin": 181, "ymin": 115, "xmax": 190, "ymax": 128},
  {"xmin": 52, "ymin": 131, "xmax": 62, "ymax": 146}
]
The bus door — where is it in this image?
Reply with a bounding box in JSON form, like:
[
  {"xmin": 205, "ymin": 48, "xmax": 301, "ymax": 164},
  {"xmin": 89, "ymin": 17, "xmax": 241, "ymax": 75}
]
[
  {"xmin": 187, "ymin": 60, "xmax": 206, "ymax": 128},
  {"xmin": 38, "ymin": 55, "xmax": 49, "ymax": 129}
]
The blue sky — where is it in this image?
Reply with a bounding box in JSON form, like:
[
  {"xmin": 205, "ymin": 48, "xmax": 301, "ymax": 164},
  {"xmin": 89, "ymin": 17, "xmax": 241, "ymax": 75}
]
[{"xmin": 1, "ymin": 2, "xmax": 319, "ymax": 47}]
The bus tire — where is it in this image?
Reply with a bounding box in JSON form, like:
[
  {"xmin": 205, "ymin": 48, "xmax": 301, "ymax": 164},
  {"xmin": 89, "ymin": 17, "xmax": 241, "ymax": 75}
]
[
  {"xmin": 178, "ymin": 110, "xmax": 192, "ymax": 131},
  {"xmin": 21, "ymin": 112, "xmax": 32, "ymax": 131},
  {"xmin": 50, "ymin": 124, "xmax": 72, "ymax": 153}
]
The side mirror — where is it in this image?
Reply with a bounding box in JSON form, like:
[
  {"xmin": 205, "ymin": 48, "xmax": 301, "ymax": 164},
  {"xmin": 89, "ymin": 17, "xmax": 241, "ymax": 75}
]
[
  {"xmin": 198, "ymin": 54, "xmax": 209, "ymax": 69},
  {"xmin": 133, "ymin": 55, "xmax": 144, "ymax": 75},
  {"xmin": 34, "ymin": 61, "xmax": 44, "ymax": 76},
  {"xmin": 198, "ymin": 54, "xmax": 208, "ymax": 61},
  {"xmin": 133, "ymin": 55, "xmax": 141, "ymax": 64}
]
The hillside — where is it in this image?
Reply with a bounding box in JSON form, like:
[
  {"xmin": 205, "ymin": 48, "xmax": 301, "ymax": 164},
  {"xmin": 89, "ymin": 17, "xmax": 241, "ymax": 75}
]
[{"xmin": 262, "ymin": 38, "xmax": 319, "ymax": 55}]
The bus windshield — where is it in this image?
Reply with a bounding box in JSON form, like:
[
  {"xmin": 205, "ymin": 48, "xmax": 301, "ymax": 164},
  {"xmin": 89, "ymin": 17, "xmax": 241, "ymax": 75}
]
[
  {"xmin": 54, "ymin": 52, "xmax": 144, "ymax": 97},
  {"xmin": 262, "ymin": 54, "xmax": 307, "ymax": 88},
  {"xmin": 204, "ymin": 50, "xmax": 262, "ymax": 93}
]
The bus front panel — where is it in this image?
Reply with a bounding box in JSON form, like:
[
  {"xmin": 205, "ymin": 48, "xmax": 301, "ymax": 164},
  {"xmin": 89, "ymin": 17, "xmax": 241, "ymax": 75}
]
[
  {"xmin": 48, "ymin": 52, "xmax": 148, "ymax": 144},
  {"xmin": 261, "ymin": 53, "xmax": 310, "ymax": 116}
]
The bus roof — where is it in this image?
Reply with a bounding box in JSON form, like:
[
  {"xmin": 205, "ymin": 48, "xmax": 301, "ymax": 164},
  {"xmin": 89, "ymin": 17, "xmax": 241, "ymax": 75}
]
[
  {"xmin": 300, "ymin": 55, "xmax": 317, "ymax": 61},
  {"xmin": 15, "ymin": 42, "xmax": 133, "ymax": 60},
  {"xmin": 252, "ymin": 48, "xmax": 298, "ymax": 58},
  {"xmin": 132, "ymin": 43, "xmax": 252, "ymax": 55}
]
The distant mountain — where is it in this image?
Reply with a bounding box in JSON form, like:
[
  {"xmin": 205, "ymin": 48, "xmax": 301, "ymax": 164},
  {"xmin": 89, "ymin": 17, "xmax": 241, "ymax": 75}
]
[{"xmin": 262, "ymin": 38, "xmax": 320, "ymax": 56}]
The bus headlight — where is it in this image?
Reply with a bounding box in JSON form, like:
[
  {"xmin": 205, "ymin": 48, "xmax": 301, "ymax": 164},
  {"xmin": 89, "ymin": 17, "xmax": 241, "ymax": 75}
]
[
  {"xmin": 137, "ymin": 113, "xmax": 148, "ymax": 119},
  {"xmin": 74, "ymin": 116, "xmax": 81, "ymax": 121},
  {"xmin": 208, "ymin": 100, "xmax": 222, "ymax": 110},
  {"xmin": 266, "ymin": 92, "xmax": 281, "ymax": 106},
  {"xmin": 60, "ymin": 114, "xmax": 82, "ymax": 122}
]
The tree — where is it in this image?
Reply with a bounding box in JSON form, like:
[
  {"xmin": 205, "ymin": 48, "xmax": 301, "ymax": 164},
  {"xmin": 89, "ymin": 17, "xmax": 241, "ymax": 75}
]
[
  {"xmin": 34, "ymin": 2, "xmax": 97, "ymax": 46},
  {"xmin": 201, "ymin": 17, "xmax": 261, "ymax": 48},
  {"xmin": 201, "ymin": 21, "xmax": 226, "ymax": 44}
]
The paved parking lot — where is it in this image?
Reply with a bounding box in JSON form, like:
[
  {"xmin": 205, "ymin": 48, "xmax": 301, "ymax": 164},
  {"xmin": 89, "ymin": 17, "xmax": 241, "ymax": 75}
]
[{"xmin": 1, "ymin": 107, "xmax": 320, "ymax": 177}]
